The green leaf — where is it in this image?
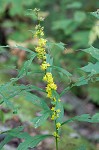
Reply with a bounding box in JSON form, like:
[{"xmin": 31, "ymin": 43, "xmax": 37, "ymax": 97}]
[
  {"xmin": 52, "ymin": 19, "xmax": 73, "ymax": 31},
  {"xmin": 81, "ymin": 62, "xmax": 99, "ymax": 74},
  {"xmin": 60, "ymin": 87, "xmax": 71, "ymax": 97},
  {"xmin": 25, "ymin": 92, "xmax": 49, "ymax": 110},
  {"xmin": 76, "ymin": 145, "xmax": 86, "ymax": 150},
  {"xmin": 17, "ymin": 134, "xmax": 52, "ymax": 150},
  {"xmin": 62, "ymin": 113, "xmax": 99, "ymax": 125},
  {"xmin": 31, "ymin": 110, "xmax": 51, "ymax": 128},
  {"xmin": 54, "ymin": 42, "xmax": 65, "ymax": 51},
  {"xmin": 47, "ymin": 42, "xmax": 65, "ymax": 52},
  {"xmin": 90, "ymin": 10, "xmax": 99, "ymax": 19},
  {"xmin": 74, "ymin": 11, "xmax": 86, "ymax": 23},
  {"xmin": 82, "ymin": 46, "xmax": 99, "ymax": 61},
  {"xmin": 16, "ymin": 45, "xmax": 35, "ymax": 54},
  {"xmin": 67, "ymin": 2, "xmax": 82, "ymax": 9},
  {"xmin": 0, "ymin": 110, "xmax": 4, "ymax": 122},
  {"xmin": 46, "ymin": 54, "xmax": 53, "ymax": 72},
  {"xmin": 27, "ymin": 85, "xmax": 46, "ymax": 93},
  {"xmin": 0, "ymin": 126, "xmax": 52, "ymax": 150},
  {"xmin": 52, "ymin": 66, "xmax": 72, "ymax": 77},
  {"xmin": 0, "ymin": 135, "xmax": 13, "ymax": 149},
  {"xmin": 18, "ymin": 53, "xmax": 36, "ymax": 78},
  {"xmin": 91, "ymin": 113, "xmax": 99, "ymax": 122},
  {"xmin": 73, "ymin": 76, "xmax": 89, "ymax": 86},
  {"xmin": 3, "ymin": 98, "xmax": 17, "ymax": 113},
  {"xmin": 0, "ymin": 126, "xmax": 24, "ymax": 149},
  {"xmin": 56, "ymin": 101, "xmax": 64, "ymax": 124}
]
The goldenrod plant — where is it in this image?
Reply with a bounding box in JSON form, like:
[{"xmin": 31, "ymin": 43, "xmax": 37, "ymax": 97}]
[{"xmin": 0, "ymin": 9, "xmax": 99, "ymax": 150}]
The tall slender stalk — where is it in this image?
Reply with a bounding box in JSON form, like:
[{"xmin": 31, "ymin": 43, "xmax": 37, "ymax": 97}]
[
  {"xmin": 55, "ymin": 120, "xmax": 58, "ymax": 150},
  {"xmin": 56, "ymin": 136, "xmax": 58, "ymax": 150}
]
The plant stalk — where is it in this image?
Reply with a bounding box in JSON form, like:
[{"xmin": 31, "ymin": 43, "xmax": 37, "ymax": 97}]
[
  {"xmin": 55, "ymin": 120, "xmax": 58, "ymax": 150},
  {"xmin": 56, "ymin": 136, "xmax": 58, "ymax": 150}
]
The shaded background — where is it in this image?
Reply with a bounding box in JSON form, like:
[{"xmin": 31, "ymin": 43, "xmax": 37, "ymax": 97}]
[{"xmin": 0, "ymin": 0, "xmax": 99, "ymax": 150}]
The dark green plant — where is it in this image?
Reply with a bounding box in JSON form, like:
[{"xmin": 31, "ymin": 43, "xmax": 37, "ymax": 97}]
[{"xmin": 0, "ymin": 9, "xmax": 99, "ymax": 150}]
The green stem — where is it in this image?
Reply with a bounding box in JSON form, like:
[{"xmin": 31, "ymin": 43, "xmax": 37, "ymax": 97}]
[
  {"xmin": 56, "ymin": 136, "xmax": 58, "ymax": 150},
  {"xmin": 55, "ymin": 120, "xmax": 58, "ymax": 150}
]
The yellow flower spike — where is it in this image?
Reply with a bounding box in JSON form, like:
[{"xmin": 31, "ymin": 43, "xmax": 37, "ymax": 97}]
[
  {"xmin": 56, "ymin": 122, "xmax": 61, "ymax": 130},
  {"xmin": 56, "ymin": 109, "xmax": 61, "ymax": 113},
  {"xmin": 33, "ymin": 12, "xmax": 62, "ymax": 142}
]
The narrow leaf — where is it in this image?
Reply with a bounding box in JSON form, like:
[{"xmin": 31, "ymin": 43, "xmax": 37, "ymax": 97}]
[
  {"xmin": 82, "ymin": 46, "xmax": 99, "ymax": 61},
  {"xmin": 52, "ymin": 66, "xmax": 72, "ymax": 77},
  {"xmin": 62, "ymin": 113, "xmax": 99, "ymax": 125},
  {"xmin": 25, "ymin": 92, "xmax": 49, "ymax": 110},
  {"xmin": 31, "ymin": 110, "xmax": 50, "ymax": 128},
  {"xmin": 81, "ymin": 62, "xmax": 99, "ymax": 74}
]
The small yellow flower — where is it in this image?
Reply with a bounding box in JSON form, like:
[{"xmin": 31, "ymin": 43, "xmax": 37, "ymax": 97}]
[
  {"xmin": 50, "ymin": 83, "xmax": 57, "ymax": 90},
  {"xmin": 56, "ymin": 122, "xmax": 61, "ymax": 130},
  {"xmin": 53, "ymin": 132, "xmax": 60, "ymax": 138},
  {"xmin": 34, "ymin": 30, "xmax": 44, "ymax": 37},
  {"xmin": 38, "ymin": 38, "xmax": 47, "ymax": 47},
  {"xmin": 46, "ymin": 85, "xmax": 51, "ymax": 92},
  {"xmin": 43, "ymin": 72, "xmax": 54, "ymax": 83},
  {"xmin": 35, "ymin": 47, "xmax": 45, "ymax": 53},
  {"xmin": 43, "ymin": 75, "xmax": 47, "ymax": 81},
  {"xmin": 47, "ymin": 90, "xmax": 52, "ymax": 98},
  {"xmin": 58, "ymin": 99, "xmax": 61, "ymax": 102},
  {"xmin": 53, "ymin": 132, "xmax": 57, "ymax": 137},
  {"xmin": 51, "ymin": 114, "xmax": 55, "ymax": 120},
  {"xmin": 52, "ymin": 97, "xmax": 56, "ymax": 102},
  {"xmin": 40, "ymin": 30, "xmax": 44, "ymax": 36},
  {"xmin": 43, "ymin": 55, "xmax": 46, "ymax": 60},
  {"xmin": 56, "ymin": 109, "xmax": 61, "ymax": 113},
  {"xmin": 40, "ymin": 62, "xmax": 50, "ymax": 70},
  {"xmin": 51, "ymin": 107, "xmax": 55, "ymax": 111}
]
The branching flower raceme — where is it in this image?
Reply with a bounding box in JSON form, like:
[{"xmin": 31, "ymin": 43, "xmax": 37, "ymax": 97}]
[{"xmin": 33, "ymin": 8, "xmax": 61, "ymax": 149}]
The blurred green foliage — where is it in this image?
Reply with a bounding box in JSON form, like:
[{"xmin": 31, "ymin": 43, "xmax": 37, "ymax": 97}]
[
  {"xmin": 0, "ymin": 2, "xmax": 99, "ymax": 149},
  {"xmin": 0, "ymin": 0, "xmax": 99, "ymax": 104}
]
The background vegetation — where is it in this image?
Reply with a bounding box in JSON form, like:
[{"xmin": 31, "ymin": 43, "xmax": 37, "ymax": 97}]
[{"xmin": 0, "ymin": 0, "xmax": 99, "ymax": 150}]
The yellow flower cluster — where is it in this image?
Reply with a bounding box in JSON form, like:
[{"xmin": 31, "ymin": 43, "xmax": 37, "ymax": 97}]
[
  {"xmin": 35, "ymin": 47, "xmax": 46, "ymax": 60},
  {"xmin": 56, "ymin": 122, "xmax": 61, "ymax": 130},
  {"xmin": 34, "ymin": 25, "xmax": 47, "ymax": 60},
  {"xmin": 38, "ymin": 38, "xmax": 47, "ymax": 47},
  {"xmin": 51, "ymin": 107, "xmax": 61, "ymax": 121},
  {"xmin": 53, "ymin": 132, "xmax": 60, "ymax": 138},
  {"xmin": 43, "ymin": 72, "xmax": 57, "ymax": 98},
  {"xmin": 40, "ymin": 61, "xmax": 50, "ymax": 70},
  {"xmin": 34, "ymin": 25, "xmax": 44, "ymax": 38},
  {"xmin": 43, "ymin": 72, "xmax": 53, "ymax": 83}
]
